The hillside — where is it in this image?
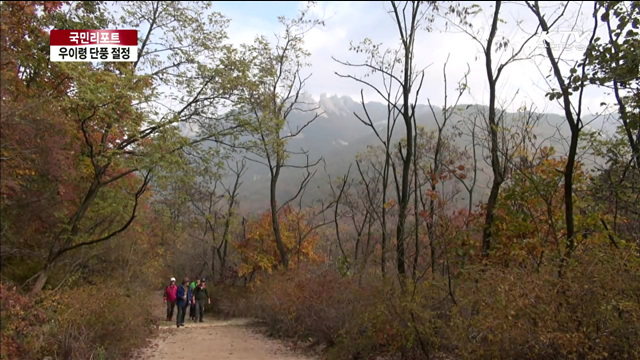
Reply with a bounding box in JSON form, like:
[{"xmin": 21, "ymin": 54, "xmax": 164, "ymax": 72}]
[{"xmin": 226, "ymin": 94, "xmax": 607, "ymax": 213}]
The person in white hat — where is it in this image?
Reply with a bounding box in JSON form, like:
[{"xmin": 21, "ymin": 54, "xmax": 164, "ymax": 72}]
[{"xmin": 163, "ymin": 277, "xmax": 178, "ymax": 321}]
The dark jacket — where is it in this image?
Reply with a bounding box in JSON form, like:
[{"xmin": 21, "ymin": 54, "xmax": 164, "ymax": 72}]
[
  {"xmin": 176, "ymin": 284, "xmax": 191, "ymax": 307},
  {"xmin": 194, "ymin": 284, "xmax": 209, "ymax": 302}
]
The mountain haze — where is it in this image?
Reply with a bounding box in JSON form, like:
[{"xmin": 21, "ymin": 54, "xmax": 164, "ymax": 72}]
[{"xmin": 227, "ymin": 94, "xmax": 607, "ymax": 212}]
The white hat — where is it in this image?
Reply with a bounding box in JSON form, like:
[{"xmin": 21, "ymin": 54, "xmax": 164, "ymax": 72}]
[{"xmin": 170, "ymin": 277, "xmax": 176, "ymax": 281}]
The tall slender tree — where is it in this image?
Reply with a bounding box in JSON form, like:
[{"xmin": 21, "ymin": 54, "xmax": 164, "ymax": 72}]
[
  {"xmin": 241, "ymin": 4, "xmax": 324, "ymax": 269},
  {"xmin": 336, "ymin": 1, "xmax": 436, "ymax": 276},
  {"xmin": 444, "ymin": 1, "xmax": 540, "ymax": 256},
  {"xmin": 525, "ymin": 1, "xmax": 599, "ymax": 264}
]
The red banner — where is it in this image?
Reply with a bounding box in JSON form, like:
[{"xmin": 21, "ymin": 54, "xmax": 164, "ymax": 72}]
[{"xmin": 50, "ymin": 30, "xmax": 138, "ymax": 46}]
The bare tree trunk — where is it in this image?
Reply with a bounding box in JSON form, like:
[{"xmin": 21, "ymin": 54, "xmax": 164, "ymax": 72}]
[
  {"xmin": 32, "ymin": 171, "xmax": 150, "ymax": 295},
  {"xmin": 333, "ymin": 166, "xmax": 351, "ymax": 269},
  {"xmin": 211, "ymin": 246, "xmax": 216, "ymax": 280},
  {"xmin": 335, "ymin": 1, "xmax": 432, "ymax": 278},
  {"xmin": 564, "ymin": 131, "xmax": 579, "ymax": 253},
  {"xmin": 482, "ymin": 178, "xmax": 502, "ymax": 257},
  {"xmin": 396, "ymin": 129, "xmax": 412, "ymax": 276},
  {"xmin": 366, "ymin": 215, "xmax": 372, "ymax": 261},
  {"xmin": 391, "ymin": 0, "xmax": 423, "ymax": 277},
  {"xmin": 221, "ymin": 231, "xmax": 229, "ymax": 281},
  {"xmin": 427, "ymin": 120, "xmax": 445, "ymax": 278},
  {"xmin": 219, "ymin": 160, "xmax": 244, "ymax": 282},
  {"xmin": 32, "ymin": 178, "xmax": 102, "ymax": 295},
  {"xmin": 481, "ymin": 1, "xmax": 503, "ymax": 258},
  {"xmin": 381, "ymin": 156, "xmax": 389, "ymax": 277},
  {"xmin": 211, "ymin": 213, "xmax": 217, "ymax": 281},
  {"xmin": 447, "ymin": 1, "xmax": 539, "ymax": 257},
  {"xmin": 465, "ymin": 115, "xmax": 479, "ymax": 229},
  {"xmin": 270, "ymin": 163, "xmax": 288, "ymax": 269},
  {"xmin": 243, "ymin": 6, "xmax": 323, "ymax": 273},
  {"xmin": 30, "ymin": 267, "xmax": 50, "ymax": 296},
  {"xmin": 412, "ymin": 115, "xmax": 420, "ymax": 281},
  {"xmin": 526, "ymin": 0, "xmax": 599, "ymax": 265},
  {"xmin": 354, "ymin": 211, "xmax": 368, "ymax": 263}
]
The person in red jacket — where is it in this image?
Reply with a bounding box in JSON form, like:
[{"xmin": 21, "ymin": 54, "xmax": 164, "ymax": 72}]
[{"xmin": 163, "ymin": 277, "xmax": 178, "ymax": 321}]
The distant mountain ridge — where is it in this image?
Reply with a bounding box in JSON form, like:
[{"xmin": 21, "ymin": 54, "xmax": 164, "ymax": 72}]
[{"xmin": 216, "ymin": 93, "xmax": 611, "ymax": 213}]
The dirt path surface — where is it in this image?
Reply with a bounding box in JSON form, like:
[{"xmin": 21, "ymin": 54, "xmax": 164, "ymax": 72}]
[{"xmin": 136, "ymin": 303, "xmax": 318, "ymax": 360}]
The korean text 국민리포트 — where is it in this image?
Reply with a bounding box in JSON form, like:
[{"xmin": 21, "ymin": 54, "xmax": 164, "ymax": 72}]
[{"xmin": 50, "ymin": 29, "xmax": 137, "ymax": 62}]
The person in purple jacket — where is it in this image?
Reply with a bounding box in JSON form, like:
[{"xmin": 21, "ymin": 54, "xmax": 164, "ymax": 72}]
[{"xmin": 175, "ymin": 277, "xmax": 192, "ymax": 328}]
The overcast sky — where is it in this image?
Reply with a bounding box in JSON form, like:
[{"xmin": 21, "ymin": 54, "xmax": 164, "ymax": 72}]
[{"xmin": 209, "ymin": 1, "xmax": 615, "ymax": 126}]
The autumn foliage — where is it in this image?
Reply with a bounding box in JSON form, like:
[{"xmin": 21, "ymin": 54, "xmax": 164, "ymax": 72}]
[
  {"xmin": 2, "ymin": 1, "xmax": 640, "ymax": 360},
  {"xmin": 229, "ymin": 244, "xmax": 640, "ymax": 360},
  {"xmin": 1, "ymin": 2, "xmax": 173, "ymax": 359},
  {"xmin": 221, "ymin": 140, "xmax": 640, "ymax": 360},
  {"xmin": 235, "ymin": 206, "xmax": 323, "ymax": 277}
]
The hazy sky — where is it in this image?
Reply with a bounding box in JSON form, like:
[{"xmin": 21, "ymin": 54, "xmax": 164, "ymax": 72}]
[
  {"xmin": 103, "ymin": 0, "xmax": 619, "ymax": 136},
  {"xmin": 209, "ymin": 1, "xmax": 615, "ymax": 125}
]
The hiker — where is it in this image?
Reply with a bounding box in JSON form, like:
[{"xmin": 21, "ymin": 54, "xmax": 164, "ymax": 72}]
[
  {"xmin": 163, "ymin": 277, "xmax": 177, "ymax": 321},
  {"xmin": 193, "ymin": 278, "xmax": 211, "ymax": 323},
  {"xmin": 189, "ymin": 278, "xmax": 199, "ymax": 321},
  {"xmin": 176, "ymin": 277, "xmax": 191, "ymax": 328}
]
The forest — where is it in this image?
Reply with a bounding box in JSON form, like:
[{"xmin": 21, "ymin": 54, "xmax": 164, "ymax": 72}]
[{"xmin": 1, "ymin": 1, "xmax": 639, "ymax": 359}]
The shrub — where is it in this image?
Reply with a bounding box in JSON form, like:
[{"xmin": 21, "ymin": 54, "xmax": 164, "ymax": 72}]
[
  {"xmin": 233, "ymin": 243, "xmax": 640, "ymax": 360},
  {"xmin": 447, "ymin": 247, "xmax": 640, "ymax": 359},
  {"xmin": 210, "ymin": 284, "xmax": 252, "ymax": 318},
  {"xmin": 245, "ymin": 265, "xmax": 358, "ymax": 345},
  {"xmin": 240, "ymin": 266, "xmax": 451, "ymax": 359},
  {"xmin": 1, "ymin": 281, "xmax": 157, "ymax": 360},
  {"xmin": 1, "ymin": 283, "xmax": 50, "ymax": 360}
]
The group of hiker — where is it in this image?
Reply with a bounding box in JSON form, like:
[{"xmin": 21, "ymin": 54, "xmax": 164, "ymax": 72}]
[{"xmin": 163, "ymin": 277, "xmax": 211, "ymax": 328}]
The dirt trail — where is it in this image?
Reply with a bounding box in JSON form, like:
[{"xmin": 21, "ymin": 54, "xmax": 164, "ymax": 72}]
[{"xmin": 136, "ymin": 304, "xmax": 318, "ymax": 360}]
